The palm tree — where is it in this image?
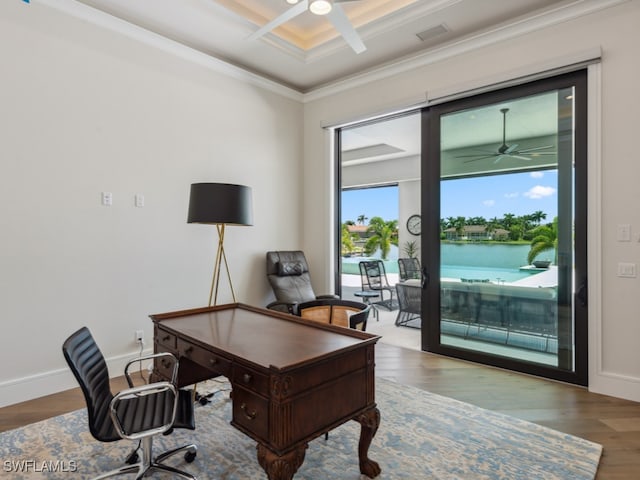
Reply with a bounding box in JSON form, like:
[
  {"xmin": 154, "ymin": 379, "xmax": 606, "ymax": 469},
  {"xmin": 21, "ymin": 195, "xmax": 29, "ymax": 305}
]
[
  {"xmin": 454, "ymin": 216, "xmax": 466, "ymax": 239},
  {"xmin": 527, "ymin": 217, "xmax": 558, "ymax": 264},
  {"xmin": 502, "ymin": 213, "xmax": 516, "ymax": 228},
  {"xmin": 357, "ymin": 214, "xmax": 368, "ymax": 225},
  {"xmin": 364, "ymin": 216, "xmax": 398, "ymax": 260},
  {"xmin": 341, "ymin": 223, "xmax": 358, "ymax": 255},
  {"xmin": 530, "ymin": 210, "xmax": 547, "ymax": 225}
]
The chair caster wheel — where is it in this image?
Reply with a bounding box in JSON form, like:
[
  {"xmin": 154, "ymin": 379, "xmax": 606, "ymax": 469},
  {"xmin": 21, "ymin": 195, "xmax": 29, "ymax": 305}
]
[
  {"xmin": 195, "ymin": 391, "xmax": 214, "ymax": 405},
  {"xmin": 125, "ymin": 452, "xmax": 139, "ymax": 464},
  {"xmin": 184, "ymin": 451, "xmax": 197, "ymax": 463}
]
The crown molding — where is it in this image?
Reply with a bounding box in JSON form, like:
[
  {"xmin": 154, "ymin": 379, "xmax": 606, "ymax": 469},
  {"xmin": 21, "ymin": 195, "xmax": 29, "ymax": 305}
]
[
  {"xmin": 28, "ymin": 0, "xmax": 629, "ymax": 104},
  {"xmin": 302, "ymin": 0, "xmax": 628, "ymax": 102},
  {"xmin": 32, "ymin": 0, "xmax": 304, "ymax": 102}
]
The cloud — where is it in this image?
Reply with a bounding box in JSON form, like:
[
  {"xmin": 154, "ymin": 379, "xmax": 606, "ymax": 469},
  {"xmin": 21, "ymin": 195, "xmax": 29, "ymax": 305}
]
[
  {"xmin": 483, "ymin": 200, "xmax": 495, "ymax": 207},
  {"xmin": 504, "ymin": 192, "xmax": 519, "ymax": 199},
  {"xmin": 530, "ymin": 171, "xmax": 544, "ymax": 178},
  {"xmin": 523, "ymin": 185, "xmax": 556, "ymax": 199}
]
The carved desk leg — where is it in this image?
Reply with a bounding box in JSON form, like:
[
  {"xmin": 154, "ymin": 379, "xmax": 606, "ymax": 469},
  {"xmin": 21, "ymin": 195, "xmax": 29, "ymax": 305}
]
[
  {"xmin": 257, "ymin": 443, "xmax": 307, "ymax": 480},
  {"xmin": 355, "ymin": 407, "xmax": 381, "ymax": 478}
]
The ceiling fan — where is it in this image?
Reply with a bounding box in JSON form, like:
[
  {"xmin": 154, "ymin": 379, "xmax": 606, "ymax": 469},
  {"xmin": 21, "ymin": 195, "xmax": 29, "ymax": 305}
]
[
  {"xmin": 457, "ymin": 108, "xmax": 556, "ymax": 163},
  {"xmin": 248, "ymin": 0, "xmax": 366, "ymax": 54}
]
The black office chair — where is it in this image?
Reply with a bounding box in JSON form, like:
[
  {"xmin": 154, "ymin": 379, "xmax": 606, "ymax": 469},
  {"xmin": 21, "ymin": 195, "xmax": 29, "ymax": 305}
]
[
  {"xmin": 266, "ymin": 250, "xmax": 338, "ymax": 314},
  {"xmin": 62, "ymin": 327, "xmax": 197, "ymax": 479}
]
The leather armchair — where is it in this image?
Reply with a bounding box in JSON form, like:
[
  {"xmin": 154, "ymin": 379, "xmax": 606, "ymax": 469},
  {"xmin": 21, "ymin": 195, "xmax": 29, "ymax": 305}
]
[{"xmin": 266, "ymin": 250, "xmax": 338, "ymax": 314}]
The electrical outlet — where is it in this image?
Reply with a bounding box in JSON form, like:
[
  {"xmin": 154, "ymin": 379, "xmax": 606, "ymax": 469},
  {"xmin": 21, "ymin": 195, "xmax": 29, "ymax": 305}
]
[{"xmin": 135, "ymin": 330, "xmax": 144, "ymax": 344}]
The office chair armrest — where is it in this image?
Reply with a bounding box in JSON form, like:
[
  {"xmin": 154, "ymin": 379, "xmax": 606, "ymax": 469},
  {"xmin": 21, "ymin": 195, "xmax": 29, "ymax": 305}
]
[
  {"xmin": 109, "ymin": 381, "xmax": 178, "ymax": 441},
  {"xmin": 124, "ymin": 352, "xmax": 179, "ymax": 387}
]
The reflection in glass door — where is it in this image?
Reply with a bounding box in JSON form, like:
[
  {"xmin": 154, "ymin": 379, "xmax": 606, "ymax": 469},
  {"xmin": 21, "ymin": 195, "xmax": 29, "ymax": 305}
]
[{"xmin": 424, "ymin": 71, "xmax": 587, "ymax": 385}]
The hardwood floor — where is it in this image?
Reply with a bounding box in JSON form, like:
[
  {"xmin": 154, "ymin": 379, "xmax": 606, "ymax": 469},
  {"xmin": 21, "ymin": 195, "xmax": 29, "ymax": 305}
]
[{"xmin": 2, "ymin": 343, "xmax": 640, "ymax": 479}]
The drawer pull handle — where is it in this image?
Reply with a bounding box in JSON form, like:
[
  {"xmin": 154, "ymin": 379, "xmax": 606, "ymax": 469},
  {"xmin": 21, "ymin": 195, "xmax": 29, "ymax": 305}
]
[
  {"xmin": 209, "ymin": 357, "xmax": 218, "ymax": 366},
  {"xmin": 240, "ymin": 403, "xmax": 257, "ymax": 420},
  {"xmin": 161, "ymin": 359, "xmax": 171, "ymax": 369},
  {"xmin": 162, "ymin": 335, "xmax": 170, "ymax": 342},
  {"xmin": 242, "ymin": 373, "xmax": 252, "ymax": 384},
  {"xmin": 184, "ymin": 346, "xmax": 193, "ymax": 355}
]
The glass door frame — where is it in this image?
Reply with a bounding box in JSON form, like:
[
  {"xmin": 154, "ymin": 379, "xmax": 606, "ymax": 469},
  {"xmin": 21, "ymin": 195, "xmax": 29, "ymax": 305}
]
[{"xmin": 422, "ymin": 70, "xmax": 588, "ymax": 386}]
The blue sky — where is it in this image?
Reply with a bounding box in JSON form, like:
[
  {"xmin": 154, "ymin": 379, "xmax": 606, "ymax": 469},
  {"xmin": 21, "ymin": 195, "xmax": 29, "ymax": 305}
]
[{"xmin": 341, "ymin": 170, "xmax": 558, "ymax": 223}]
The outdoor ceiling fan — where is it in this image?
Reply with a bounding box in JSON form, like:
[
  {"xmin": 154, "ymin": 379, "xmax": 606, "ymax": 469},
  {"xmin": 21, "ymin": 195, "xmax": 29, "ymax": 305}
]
[
  {"xmin": 248, "ymin": 0, "xmax": 366, "ymax": 54},
  {"xmin": 457, "ymin": 108, "xmax": 556, "ymax": 163}
]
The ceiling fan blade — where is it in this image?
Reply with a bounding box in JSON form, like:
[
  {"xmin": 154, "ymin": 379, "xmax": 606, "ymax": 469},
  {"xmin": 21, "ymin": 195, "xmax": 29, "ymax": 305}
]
[
  {"xmin": 464, "ymin": 155, "xmax": 496, "ymax": 163},
  {"xmin": 505, "ymin": 143, "xmax": 519, "ymax": 154},
  {"xmin": 326, "ymin": 4, "xmax": 366, "ymax": 54},
  {"xmin": 247, "ymin": 0, "xmax": 308, "ymax": 41},
  {"xmin": 517, "ymin": 145, "xmax": 554, "ymax": 153},
  {"xmin": 455, "ymin": 149, "xmax": 497, "ymax": 158},
  {"xmin": 456, "ymin": 153, "xmax": 497, "ymax": 158},
  {"xmin": 508, "ymin": 155, "xmax": 532, "ymax": 161}
]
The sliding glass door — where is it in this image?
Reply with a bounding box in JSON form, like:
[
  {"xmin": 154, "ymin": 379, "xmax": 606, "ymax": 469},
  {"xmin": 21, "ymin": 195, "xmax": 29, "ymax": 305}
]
[{"xmin": 423, "ymin": 70, "xmax": 588, "ymax": 385}]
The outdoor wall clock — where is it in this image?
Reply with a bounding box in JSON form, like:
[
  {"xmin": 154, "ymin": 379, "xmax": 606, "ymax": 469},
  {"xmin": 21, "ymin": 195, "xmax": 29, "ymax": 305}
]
[{"xmin": 407, "ymin": 214, "xmax": 421, "ymax": 235}]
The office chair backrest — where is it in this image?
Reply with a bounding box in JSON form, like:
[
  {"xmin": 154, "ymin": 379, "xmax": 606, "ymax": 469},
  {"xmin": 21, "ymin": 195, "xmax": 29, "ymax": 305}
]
[{"xmin": 62, "ymin": 327, "xmax": 119, "ymax": 442}]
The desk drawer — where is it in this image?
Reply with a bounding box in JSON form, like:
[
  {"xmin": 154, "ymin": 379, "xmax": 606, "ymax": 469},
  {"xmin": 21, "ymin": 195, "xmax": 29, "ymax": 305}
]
[
  {"xmin": 153, "ymin": 345, "xmax": 177, "ymax": 381},
  {"xmin": 232, "ymin": 386, "xmax": 269, "ymax": 440},
  {"xmin": 155, "ymin": 328, "xmax": 176, "ymax": 350},
  {"xmin": 232, "ymin": 365, "xmax": 269, "ymax": 396},
  {"xmin": 177, "ymin": 338, "xmax": 231, "ymax": 376}
]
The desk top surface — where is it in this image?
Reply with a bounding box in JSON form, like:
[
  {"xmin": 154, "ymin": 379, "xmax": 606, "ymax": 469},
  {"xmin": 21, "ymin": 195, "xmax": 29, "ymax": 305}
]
[{"xmin": 152, "ymin": 304, "xmax": 379, "ymax": 371}]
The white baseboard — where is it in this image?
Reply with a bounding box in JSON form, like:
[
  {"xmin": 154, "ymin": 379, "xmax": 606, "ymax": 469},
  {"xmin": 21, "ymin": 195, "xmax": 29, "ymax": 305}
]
[{"xmin": 0, "ymin": 347, "xmax": 153, "ymax": 408}]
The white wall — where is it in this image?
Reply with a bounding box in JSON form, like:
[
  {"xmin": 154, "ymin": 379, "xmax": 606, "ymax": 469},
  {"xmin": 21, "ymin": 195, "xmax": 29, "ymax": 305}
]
[
  {"xmin": 3, "ymin": 0, "xmax": 640, "ymax": 406},
  {"xmin": 398, "ymin": 180, "xmax": 421, "ymax": 260},
  {"xmin": 0, "ymin": 1, "xmax": 303, "ymax": 406},
  {"xmin": 303, "ymin": 1, "xmax": 640, "ymax": 402}
]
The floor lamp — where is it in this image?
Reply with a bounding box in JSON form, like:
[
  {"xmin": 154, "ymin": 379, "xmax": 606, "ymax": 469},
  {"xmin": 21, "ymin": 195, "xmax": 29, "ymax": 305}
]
[{"xmin": 187, "ymin": 183, "xmax": 253, "ymax": 306}]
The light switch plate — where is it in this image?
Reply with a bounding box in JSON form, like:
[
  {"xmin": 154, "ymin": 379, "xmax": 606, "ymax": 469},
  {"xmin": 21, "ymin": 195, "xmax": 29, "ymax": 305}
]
[
  {"xmin": 617, "ymin": 262, "xmax": 637, "ymax": 278},
  {"xmin": 617, "ymin": 224, "xmax": 631, "ymax": 241},
  {"xmin": 101, "ymin": 192, "xmax": 112, "ymax": 206}
]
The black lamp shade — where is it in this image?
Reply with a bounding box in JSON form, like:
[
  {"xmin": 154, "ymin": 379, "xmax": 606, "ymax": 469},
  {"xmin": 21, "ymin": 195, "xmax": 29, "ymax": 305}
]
[{"xmin": 187, "ymin": 183, "xmax": 253, "ymax": 226}]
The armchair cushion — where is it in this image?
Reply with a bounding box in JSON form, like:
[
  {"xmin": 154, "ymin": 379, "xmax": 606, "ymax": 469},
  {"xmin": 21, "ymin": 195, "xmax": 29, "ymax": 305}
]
[{"xmin": 277, "ymin": 261, "xmax": 306, "ymax": 276}]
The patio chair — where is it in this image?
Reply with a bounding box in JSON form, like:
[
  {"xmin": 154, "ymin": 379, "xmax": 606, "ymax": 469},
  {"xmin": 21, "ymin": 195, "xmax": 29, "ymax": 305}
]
[
  {"xmin": 398, "ymin": 257, "xmax": 421, "ymax": 282},
  {"xmin": 395, "ymin": 280, "xmax": 421, "ymax": 327},
  {"xmin": 266, "ymin": 250, "xmax": 338, "ymax": 315},
  {"xmin": 359, "ymin": 260, "xmax": 396, "ymax": 311}
]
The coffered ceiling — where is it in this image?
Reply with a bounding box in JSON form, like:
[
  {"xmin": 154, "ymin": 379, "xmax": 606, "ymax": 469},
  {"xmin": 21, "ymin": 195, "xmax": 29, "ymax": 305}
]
[{"xmin": 74, "ymin": 0, "xmax": 569, "ymax": 92}]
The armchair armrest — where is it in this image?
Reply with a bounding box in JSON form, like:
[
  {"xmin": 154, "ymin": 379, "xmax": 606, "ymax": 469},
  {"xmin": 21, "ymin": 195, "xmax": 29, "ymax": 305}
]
[
  {"xmin": 317, "ymin": 294, "xmax": 340, "ymax": 300},
  {"xmin": 267, "ymin": 300, "xmax": 298, "ymax": 314},
  {"xmin": 109, "ymin": 381, "xmax": 178, "ymax": 440}
]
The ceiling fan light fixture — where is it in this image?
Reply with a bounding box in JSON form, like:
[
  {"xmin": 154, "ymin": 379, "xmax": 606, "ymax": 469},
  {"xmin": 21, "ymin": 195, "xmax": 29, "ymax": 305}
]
[
  {"xmin": 285, "ymin": 0, "xmax": 300, "ymax": 4},
  {"xmin": 309, "ymin": 0, "xmax": 332, "ymax": 15}
]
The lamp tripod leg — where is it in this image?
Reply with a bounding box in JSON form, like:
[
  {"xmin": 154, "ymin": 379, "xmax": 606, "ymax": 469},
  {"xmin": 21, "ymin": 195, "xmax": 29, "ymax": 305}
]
[{"xmin": 208, "ymin": 224, "xmax": 237, "ymax": 306}]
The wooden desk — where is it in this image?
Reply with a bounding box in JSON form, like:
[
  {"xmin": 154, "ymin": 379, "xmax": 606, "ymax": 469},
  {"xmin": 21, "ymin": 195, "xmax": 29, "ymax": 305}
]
[{"xmin": 151, "ymin": 303, "xmax": 381, "ymax": 480}]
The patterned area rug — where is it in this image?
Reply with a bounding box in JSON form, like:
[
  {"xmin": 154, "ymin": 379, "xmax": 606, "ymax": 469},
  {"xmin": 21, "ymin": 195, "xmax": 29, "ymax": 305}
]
[{"xmin": 1, "ymin": 378, "xmax": 601, "ymax": 479}]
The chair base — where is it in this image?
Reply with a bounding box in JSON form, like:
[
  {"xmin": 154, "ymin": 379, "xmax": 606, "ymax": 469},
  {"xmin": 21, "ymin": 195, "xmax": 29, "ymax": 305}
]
[{"xmin": 93, "ymin": 439, "xmax": 197, "ymax": 480}]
